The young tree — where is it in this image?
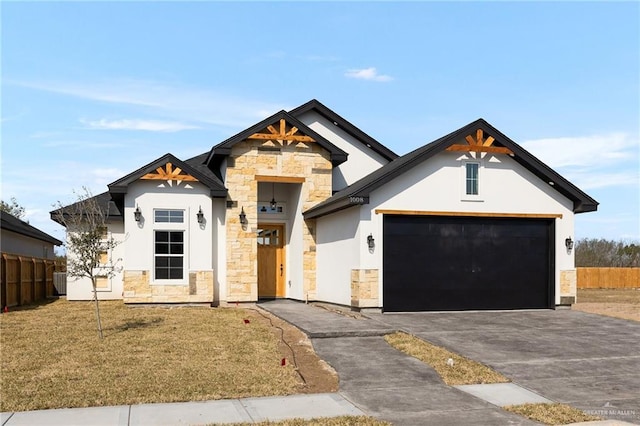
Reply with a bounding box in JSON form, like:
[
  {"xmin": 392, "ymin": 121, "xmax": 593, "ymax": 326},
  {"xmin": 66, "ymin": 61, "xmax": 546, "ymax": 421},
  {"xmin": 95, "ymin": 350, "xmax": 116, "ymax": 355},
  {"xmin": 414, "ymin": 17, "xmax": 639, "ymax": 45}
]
[
  {"xmin": 52, "ymin": 188, "xmax": 120, "ymax": 339},
  {"xmin": 0, "ymin": 197, "xmax": 26, "ymax": 220}
]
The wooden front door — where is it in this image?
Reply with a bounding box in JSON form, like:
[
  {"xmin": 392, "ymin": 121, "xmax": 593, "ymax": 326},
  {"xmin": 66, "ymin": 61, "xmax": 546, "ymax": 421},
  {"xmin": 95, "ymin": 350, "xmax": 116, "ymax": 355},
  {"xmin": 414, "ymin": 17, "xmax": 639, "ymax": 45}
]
[{"xmin": 257, "ymin": 224, "xmax": 285, "ymax": 298}]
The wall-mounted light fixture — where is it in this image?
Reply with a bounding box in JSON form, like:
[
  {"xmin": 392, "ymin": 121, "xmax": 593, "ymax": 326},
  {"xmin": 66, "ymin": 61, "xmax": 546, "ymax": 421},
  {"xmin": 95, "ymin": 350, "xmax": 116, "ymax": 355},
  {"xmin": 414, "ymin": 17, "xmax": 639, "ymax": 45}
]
[
  {"xmin": 134, "ymin": 205, "xmax": 142, "ymax": 222},
  {"xmin": 239, "ymin": 207, "xmax": 247, "ymax": 225},
  {"xmin": 565, "ymin": 237, "xmax": 574, "ymax": 250},
  {"xmin": 367, "ymin": 234, "xmax": 375, "ymax": 250},
  {"xmin": 197, "ymin": 206, "xmax": 204, "ymax": 224}
]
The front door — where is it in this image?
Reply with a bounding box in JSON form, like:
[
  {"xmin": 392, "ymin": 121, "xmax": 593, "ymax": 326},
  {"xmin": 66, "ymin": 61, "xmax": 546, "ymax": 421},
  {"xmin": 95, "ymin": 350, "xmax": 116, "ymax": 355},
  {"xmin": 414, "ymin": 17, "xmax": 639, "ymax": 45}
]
[{"xmin": 257, "ymin": 224, "xmax": 285, "ymax": 298}]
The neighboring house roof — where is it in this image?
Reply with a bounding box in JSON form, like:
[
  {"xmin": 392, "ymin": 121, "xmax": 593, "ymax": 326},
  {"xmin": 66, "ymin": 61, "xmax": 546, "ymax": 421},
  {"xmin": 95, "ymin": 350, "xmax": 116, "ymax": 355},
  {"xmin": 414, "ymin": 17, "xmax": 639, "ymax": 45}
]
[
  {"xmin": 304, "ymin": 118, "xmax": 599, "ymax": 219},
  {"xmin": 205, "ymin": 110, "xmax": 349, "ymax": 172},
  {"xmin": 289, "ymin": 99, "xmax": 399, "ymax": 162},
  {"xmin": 50, "ymin": 191, "xmax": 123, "ymax": 227},
  {"xmin": 2, "ymin": 211, "xmax": 62, "ymax": 245}
]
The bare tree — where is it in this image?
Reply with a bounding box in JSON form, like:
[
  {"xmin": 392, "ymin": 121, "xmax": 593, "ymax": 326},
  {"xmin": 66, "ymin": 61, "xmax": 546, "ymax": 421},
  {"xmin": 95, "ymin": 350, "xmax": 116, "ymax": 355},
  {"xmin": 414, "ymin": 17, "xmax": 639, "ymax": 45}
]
[
  {"xmin": 1, "ymin": 197, "xmax": 26, "ymax": 220},
  {"xmin": 575, "ymin": 238, "xmax": 640, "ymax": 268},
  {"xmin": 52, "ymin": 188, "xmax": 120, "ymax": 339}
]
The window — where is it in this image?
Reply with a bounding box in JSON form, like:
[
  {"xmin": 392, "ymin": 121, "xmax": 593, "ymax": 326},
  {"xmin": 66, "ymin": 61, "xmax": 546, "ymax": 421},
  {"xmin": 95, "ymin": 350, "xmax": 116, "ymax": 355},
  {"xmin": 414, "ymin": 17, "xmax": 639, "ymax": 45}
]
[
  {"xmin": 155, "ymin": 231, "xmax": 184, "ymax": 280},
  {"xmin": 98, "ymin": 251, "xmax": 108, "ymax": 265},
  {"xmin": 154, "ymin": 210, "xmax": 184, "ymax": 223},
  {"xmin": 465, "ymin": 162, "xmax": 479, "ymax": 195}
]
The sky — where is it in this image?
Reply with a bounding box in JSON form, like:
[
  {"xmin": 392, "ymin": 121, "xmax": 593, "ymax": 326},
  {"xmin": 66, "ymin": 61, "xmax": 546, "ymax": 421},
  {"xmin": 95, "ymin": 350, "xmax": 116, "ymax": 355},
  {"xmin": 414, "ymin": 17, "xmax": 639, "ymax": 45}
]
[{"xmin": 1, "ymin": 1, "xmax": 639, "ymax": 246}]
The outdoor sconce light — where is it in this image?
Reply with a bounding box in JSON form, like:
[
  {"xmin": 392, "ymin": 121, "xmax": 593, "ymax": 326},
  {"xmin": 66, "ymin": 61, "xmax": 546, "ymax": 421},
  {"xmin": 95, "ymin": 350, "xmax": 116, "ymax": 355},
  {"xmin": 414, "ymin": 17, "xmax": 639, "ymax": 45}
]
[
  {"xmin": 367, "ymin": 234, "xmax": 375, "ymax": 250},
  {"xmin": 134, "ymin": 205, "xmax": 142, "ymax": 222},
  {"xmin": 196, "ymin": 206, "xmax": 204, "ymax": 224},
  {"xmin": 239, "ymin": 207, "xmax": 247, "ymax": 225},
  {"xmin": 565, "ymin": 237, "xmax": 574, "ymax": 250}
]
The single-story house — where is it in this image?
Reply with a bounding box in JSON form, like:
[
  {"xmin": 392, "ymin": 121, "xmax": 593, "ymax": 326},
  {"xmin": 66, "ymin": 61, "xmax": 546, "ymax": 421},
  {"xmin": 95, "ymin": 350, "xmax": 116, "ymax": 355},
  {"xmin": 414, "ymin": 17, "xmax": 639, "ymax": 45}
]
[
  {"xmin": 51, "ymin": 99, "xmax": 597, "ymax": 311},
  {"xmin": 1, "ymin": 211, "xmax": 62, "ymax": 259}
]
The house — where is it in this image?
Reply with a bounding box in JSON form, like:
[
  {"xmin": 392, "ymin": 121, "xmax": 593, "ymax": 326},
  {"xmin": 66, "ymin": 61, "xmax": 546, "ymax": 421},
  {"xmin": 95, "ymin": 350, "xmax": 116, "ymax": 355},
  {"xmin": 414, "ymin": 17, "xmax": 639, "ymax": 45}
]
[
  {"xmin": 1, "ymin": 211, "xmax": 62, "ymax": 259},
  {"xmin": 51, "ymin": 100, "xmax": 597, "ymax": 311}
]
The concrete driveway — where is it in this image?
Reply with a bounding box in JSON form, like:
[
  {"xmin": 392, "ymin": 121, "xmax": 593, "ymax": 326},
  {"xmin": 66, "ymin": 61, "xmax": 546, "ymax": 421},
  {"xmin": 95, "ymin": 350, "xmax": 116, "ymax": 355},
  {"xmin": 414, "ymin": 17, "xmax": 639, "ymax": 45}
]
[
  {"xmin": 372, "ymin": 309, "xmax": 640, "ymax": 423},
  {"xmin": 261, "ymin": 301, "xmax": 640, "ymax": 425}
]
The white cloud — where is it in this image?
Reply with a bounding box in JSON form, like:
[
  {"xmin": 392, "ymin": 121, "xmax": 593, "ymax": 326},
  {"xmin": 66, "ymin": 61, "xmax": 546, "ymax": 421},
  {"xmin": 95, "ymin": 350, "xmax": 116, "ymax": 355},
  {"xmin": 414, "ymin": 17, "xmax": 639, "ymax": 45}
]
[
  {"xmin": 344, "ymin": 67, "xmax": 393, "ymax": 82},
  {"xmin": 10, "ymin": 78, "xmax": 288, "ymax": 128},
  {"xmin": 521, "ymin": 132, "xmax": 639, "ymax": 190},
  {"xmin": 562, "ymin": 170, "xmax": 639, "ymax": 190},
  {"xmin": 520, "ymin": 133, "xmax": 638, "ymax": 169},
  {"xmin": 80, "ymin": 118, "xmax": 200, "ymax": 132}
]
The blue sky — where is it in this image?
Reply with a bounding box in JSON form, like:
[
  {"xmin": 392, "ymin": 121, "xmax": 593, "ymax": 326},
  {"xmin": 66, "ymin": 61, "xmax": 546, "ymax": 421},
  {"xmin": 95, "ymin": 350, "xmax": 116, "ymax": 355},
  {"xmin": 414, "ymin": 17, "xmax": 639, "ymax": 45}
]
[{"xmin": 2, "ymin": 1, "xmax": 638, "ymax": 244}]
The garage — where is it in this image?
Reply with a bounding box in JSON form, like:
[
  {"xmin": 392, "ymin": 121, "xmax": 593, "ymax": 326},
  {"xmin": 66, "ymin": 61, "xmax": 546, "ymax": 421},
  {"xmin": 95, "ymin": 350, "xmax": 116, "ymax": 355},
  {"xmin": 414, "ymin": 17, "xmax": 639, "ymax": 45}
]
[{"xmin": 383, "ymin": 215, "xmax": 554, "ymax": 312}]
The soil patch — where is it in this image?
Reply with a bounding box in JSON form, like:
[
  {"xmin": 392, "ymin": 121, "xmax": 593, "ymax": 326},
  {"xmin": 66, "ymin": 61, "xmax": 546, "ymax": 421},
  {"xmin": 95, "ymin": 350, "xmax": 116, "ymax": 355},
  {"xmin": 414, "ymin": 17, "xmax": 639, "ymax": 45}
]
[{"xmin": 573, "ymin": 288, "xmax": 640, "ymax": 322}]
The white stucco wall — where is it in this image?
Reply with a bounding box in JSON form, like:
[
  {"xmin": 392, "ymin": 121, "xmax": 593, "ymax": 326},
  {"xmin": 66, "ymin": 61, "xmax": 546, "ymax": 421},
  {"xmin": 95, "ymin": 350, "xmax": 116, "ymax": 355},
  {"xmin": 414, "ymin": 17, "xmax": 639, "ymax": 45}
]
[
  {"xmin": 0, "ymin": 231, "xmax": 57, "ymax": 259},
  {"xmin": 124, "ymin": 180, "xmax": 214, "ymax": 287},
  {"xmin": 316, "ymin": 207, "xmax": 361, "ymax": 306},
  {"xmin": 66, "ymin": 220, "xmax": 125, "ymax": 301},
  {"xmin": 316, "ymin": 151, "xmax": 577, "ymax": 308},
  {"xmin": 296, "ymin": 110, "xmax": 389, "ymax": 191}
]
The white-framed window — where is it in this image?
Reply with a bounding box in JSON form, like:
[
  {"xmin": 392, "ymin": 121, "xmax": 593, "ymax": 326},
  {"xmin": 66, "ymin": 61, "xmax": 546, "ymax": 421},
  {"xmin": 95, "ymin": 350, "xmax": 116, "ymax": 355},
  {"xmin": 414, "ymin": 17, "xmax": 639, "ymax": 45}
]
[
  {"xmin": 154, "ymin": 209, "xmax": 184, "ymax": 223},
  {"xmin": 461, "ymin": 160, "xmax": 483, "ymax": 201},
  {"xmin": 466, "ymin": 162, "xmax": 479, "ymax": 195},
  {"xmin": 154, "ymin": 230, "xmax": 184, "ymax": 280}
]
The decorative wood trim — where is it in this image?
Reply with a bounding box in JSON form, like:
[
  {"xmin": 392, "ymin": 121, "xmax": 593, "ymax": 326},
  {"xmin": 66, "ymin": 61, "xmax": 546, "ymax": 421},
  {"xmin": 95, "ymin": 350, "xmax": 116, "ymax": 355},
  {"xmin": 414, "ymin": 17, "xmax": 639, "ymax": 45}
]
[
  {"xmin": 374, "ymin": 209, "xmax": 563, "ymax": 219},
  {"xmin": 141, "ymin": 162, "xmax": 198, "ymax": 182},
  {"xmin": 255, "ymin": 175, "xmax": 306, "ymax": 183},
  {"xmin": 446, "ymin": 128, "xmax": 514, "ymax": 155},
  {"xmin": 248, "ymin": 118, "xmax": 316, "ymax": 143}
]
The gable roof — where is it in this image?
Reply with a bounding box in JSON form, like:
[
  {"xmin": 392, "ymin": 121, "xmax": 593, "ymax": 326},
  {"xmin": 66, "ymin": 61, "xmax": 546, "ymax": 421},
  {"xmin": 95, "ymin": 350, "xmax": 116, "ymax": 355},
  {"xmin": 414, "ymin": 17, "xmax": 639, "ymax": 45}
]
[
  {"xmin": 289, "ymin": 99, "xmax": 399, "ymax": 162},
  {"xmin": 50, "ymin": 191, "xmax": 123, "ymax": 227},
  {"xmin": 205, "ymin": 110, "xmax": 348, "ymax": 170},
  {"xmin": 304, "ymin": 118, "xmax": 599, "ymax": 219},
  {"xmin": 108, "ymin": 153, "xmax": 228, "ymax": 198},
  {"xmin": 2, "ymin": 211, "xmax": 62, "ymax": 245}
]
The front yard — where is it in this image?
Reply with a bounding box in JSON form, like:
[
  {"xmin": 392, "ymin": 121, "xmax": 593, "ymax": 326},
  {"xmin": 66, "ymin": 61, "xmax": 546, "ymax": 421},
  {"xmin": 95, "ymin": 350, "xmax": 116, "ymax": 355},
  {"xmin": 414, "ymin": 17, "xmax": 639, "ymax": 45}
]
[
  {"xmin": 0, "ymin": 300, "xmax": 302, "ymax": 411},
  {"xmin": 574, "ymin": 288, "xmax": 640, "ymax": 321}
]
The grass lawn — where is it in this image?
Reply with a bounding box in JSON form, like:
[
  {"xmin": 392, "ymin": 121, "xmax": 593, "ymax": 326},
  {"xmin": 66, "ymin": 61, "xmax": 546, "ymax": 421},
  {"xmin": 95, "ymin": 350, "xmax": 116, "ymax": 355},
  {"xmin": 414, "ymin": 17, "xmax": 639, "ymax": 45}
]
[
  {"xmin": 384, "ymin": 332, "xmax": 509, "ymax": 385},
  {"xmin": 0, "ymin": 299, "xmax": 300, "ymax": 411},
  {"xmin": 505, "ymin": 403, "xmax": 601, "ymax": 425},
  {"xmin": 574, "ymin": 288, "xmax": 640, "ymax": 321}
]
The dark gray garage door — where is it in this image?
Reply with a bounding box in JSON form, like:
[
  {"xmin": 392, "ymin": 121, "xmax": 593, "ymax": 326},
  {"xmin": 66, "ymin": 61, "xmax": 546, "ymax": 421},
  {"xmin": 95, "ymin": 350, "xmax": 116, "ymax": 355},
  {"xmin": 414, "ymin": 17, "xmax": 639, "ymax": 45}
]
[{"xmin": 383, "ymin": 215, "xmax": 554, "ymax": 312}]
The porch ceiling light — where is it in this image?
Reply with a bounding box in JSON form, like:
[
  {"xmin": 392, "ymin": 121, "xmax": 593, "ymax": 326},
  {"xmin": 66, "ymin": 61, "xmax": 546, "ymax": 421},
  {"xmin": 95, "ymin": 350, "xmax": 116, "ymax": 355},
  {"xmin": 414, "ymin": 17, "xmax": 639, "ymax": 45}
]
[
  {"xmin": 134, "ymin": 205, "xmax": 142, "ymax": 222},
  {"xmin": 270, "ymin": 182, "xmax": 277, "ymax": 210},
  {"xmin": 239, "ymin": 207, "xmax": 247, "ymax": 225},
  {"xmin": 565, "ymin": 237, "xmax": 574, "ymax": 250},
  {"xmin": 197, "ymin": 206, "xmax": 204, "ymax": 224}
]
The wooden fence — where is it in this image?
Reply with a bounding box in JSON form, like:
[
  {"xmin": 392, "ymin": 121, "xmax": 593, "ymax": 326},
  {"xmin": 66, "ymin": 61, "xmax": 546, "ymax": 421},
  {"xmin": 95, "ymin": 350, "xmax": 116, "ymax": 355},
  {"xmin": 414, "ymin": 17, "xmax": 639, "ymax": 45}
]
[
  {"xmin": 0, "ymin": 253, "xmax": 64, "ymax": 308},
  {"xmin": 577, "ymin": 267, "xmax": 640, "ymax": 289}
]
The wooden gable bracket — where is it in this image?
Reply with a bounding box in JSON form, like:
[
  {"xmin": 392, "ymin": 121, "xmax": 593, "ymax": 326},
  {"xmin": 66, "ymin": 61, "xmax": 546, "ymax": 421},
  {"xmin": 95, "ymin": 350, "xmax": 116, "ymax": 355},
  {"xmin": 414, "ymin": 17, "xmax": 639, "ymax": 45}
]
[
  {"xmin": 446, "ymin": 129, "xmax": 514, "ymax": 155},
  {"xmin": 247, "ymin": 119, "xmax": 316, "ymax": 143},
  {"xmin": 141, "ymin": 162, "xmax": 199, "ymax": 183}
]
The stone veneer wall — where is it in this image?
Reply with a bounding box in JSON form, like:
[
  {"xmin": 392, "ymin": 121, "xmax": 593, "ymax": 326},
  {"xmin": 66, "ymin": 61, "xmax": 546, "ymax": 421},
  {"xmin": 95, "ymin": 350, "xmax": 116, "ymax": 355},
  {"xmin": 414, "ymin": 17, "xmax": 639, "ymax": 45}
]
[
  {"xmin": 123, "ymin": 270, "xmax": 214, "ymax": 303},
  {"xmin": 559, "ymin": 269, "xmax": 577, "ymax": 305},
  {"xmin": 351, "ymin": 269, "xmax": 380, "ymax": 308},
  {"xmin": 225, "ymin": 139, "xmax": 332, "ymax": 302}
]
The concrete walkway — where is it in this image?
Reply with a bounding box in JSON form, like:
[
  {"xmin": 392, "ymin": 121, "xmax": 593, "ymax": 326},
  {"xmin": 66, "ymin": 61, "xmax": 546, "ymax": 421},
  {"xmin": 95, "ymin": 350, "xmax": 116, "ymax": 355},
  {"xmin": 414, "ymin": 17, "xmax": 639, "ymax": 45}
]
[
  {"xmin": 1, "ymin": 393, "xmax": 364, "ymax": 425},
  {"xmin": 260, "ymin": 300, "xmax": 640, "ymax": 426}
]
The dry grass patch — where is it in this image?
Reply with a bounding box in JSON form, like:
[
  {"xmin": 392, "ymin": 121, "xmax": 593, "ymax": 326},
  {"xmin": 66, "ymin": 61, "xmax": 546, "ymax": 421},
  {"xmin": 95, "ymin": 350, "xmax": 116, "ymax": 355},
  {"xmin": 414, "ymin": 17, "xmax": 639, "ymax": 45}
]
[
  {"xmin": 574, "ymin": 288, "xmax": 640, "ymax": 321},
  {"xmin": 505, "ymin": 403, "xmax": 601, "ymax": 425},
  {"xmin": 384, "ymin": 332, "xmax": 509, "ymax": 386},
  {"xmin": 0, "ymin": 299, "xmax": 301, "ymax": 411},
  {"xmin": 210, "ymin": 416, "xmax": 391, "ymax": 426}
]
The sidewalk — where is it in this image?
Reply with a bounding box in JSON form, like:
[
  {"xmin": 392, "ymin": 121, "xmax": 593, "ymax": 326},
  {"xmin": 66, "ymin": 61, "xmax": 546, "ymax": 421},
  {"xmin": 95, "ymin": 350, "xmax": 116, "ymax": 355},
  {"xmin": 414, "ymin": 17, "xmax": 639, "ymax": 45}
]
[{"xmin": 0, "ymin": 393, "xmax": 365, "ymax": 426}]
